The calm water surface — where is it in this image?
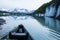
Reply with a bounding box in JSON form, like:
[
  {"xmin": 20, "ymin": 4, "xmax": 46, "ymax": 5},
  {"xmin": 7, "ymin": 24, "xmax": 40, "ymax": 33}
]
[{"xmin": 0, "ymin": 16, "xmax": 60, "ymax": 40}]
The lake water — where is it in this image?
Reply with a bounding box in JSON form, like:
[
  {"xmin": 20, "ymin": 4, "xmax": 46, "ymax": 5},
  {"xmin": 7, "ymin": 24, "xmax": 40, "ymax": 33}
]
[{"xmin": 0, "ymin": 15, "xmax": 60, "ymax": 40}]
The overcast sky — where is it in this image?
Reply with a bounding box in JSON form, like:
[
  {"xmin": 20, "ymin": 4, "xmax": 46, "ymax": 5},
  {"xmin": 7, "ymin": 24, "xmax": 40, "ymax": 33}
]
[{"xmin": 0, "ymin": 0, "xmax": 51, "ymax": 10}]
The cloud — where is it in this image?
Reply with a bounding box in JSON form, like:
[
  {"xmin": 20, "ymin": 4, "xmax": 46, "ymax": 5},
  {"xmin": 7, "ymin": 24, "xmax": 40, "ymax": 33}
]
[{"xmin": 0, "ymin": 0, "xmax": 51, "ymax": 10}]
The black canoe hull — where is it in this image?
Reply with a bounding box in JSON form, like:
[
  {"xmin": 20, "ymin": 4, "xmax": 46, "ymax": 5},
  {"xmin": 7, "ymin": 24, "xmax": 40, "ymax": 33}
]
[{"xmin": 9, "ymin": 24, "xmax": 33, "ymax": 40}]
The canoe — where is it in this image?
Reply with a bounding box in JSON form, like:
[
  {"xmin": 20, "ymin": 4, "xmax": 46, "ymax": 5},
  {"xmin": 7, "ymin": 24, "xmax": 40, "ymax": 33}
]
[{"xmin": 9, "ymin": 24, "xmax": 33, "ymax": 40}]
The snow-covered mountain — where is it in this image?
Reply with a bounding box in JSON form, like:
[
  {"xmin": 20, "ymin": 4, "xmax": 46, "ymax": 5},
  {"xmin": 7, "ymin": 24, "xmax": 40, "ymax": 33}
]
[
  {"xmin": 10, "ymin": 8, "xmax": 35, "ymax": 14},
  {"xmin": 0, "ymin": 8, "xmax": 35, "ymax": 14},
  {"xmin": 0, "ymin": 8, "xmax": 9, "ymax": 12}
]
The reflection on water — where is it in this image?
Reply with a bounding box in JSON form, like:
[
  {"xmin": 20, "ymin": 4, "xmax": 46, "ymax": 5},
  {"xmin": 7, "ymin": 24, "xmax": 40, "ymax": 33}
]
[
  {"xmin": 0, "ymin": 26, "xmax": 2, "ymax": 30},
  {"xmin": 45, "ymin": 17, "xmax": 56, "ymax": 30},
  {"xmin": 11, "ymin": 16, "xmax": 34, "ymax": 20},
  {"xmin": 45, "ymin": 17, "xmax": 60, "ymax": 32},
  {"xmin": 0, "ymin": 16, "xmax": 60, "ymax": 40},
  {"xmin": 0, "ymin": 16, "xmax": 35, "ymax": 40},
  {"xmin": 56, "ymin": 20, "xmax": 60, "ymax": 32},
  {"xmin": 34, "ymin": 16, "xmax": 60, "ymax": 40},
  {"xmin": 34, "ymin": 16, "xmax": 60, "ymax": 33},
  {"xmin": 33, "ymin": 16, "xmax": 45, "ymax": 26}
]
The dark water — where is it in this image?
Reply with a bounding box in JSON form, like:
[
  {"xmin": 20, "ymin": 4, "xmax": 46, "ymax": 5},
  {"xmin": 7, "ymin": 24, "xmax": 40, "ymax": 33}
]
[
  {"xmin": 0, "ymin": 16, "xmax": 60, "ymax": 40},
  {"xmin": 45, "ymin": 17, "xmax": 60, "ymax": 32},
  {"xmin": 34, "ymin": 16, "xmax": 60, "ymax": 33}
]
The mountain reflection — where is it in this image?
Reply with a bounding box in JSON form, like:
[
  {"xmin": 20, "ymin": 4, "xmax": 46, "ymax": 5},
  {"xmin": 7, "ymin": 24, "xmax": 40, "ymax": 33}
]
[{"xmin": 45, "ymin": 17, "xmax": 60, "ymax": 32}]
